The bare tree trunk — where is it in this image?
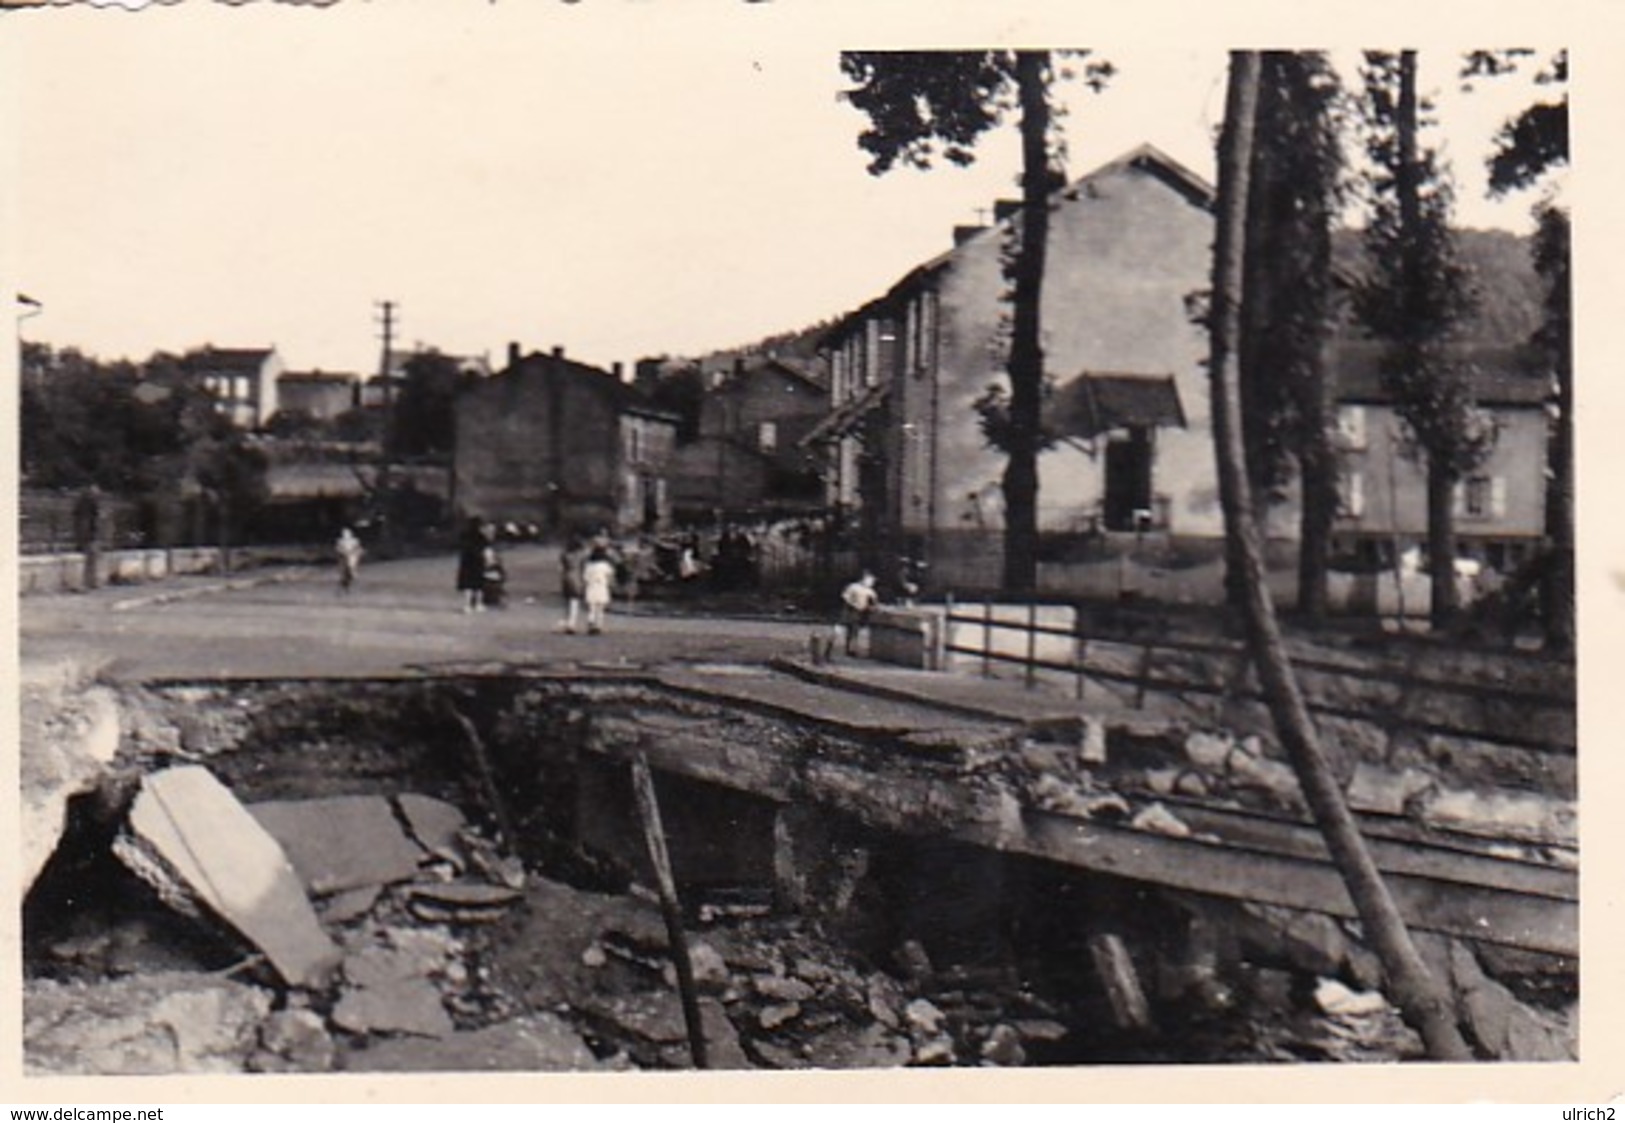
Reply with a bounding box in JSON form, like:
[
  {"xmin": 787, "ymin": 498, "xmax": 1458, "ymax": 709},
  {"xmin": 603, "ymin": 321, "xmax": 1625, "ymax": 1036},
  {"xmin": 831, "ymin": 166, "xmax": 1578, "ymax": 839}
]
[
  {"xmin": 1210, "ymin": 50, "xmax": 1471, "ymax": 1061},
  {"xmin": 1001, "ymin": 49, "xmax": 1050, "ymax": 594},
  {"xmin": 1426, "ymin": 448, "xmax": 1459, "ymax": 626}
]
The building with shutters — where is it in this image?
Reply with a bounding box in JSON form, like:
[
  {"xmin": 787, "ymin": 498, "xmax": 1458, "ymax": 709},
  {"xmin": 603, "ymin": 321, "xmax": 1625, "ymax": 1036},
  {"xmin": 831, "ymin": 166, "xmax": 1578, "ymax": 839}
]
[
  {"xmin": 1329, "ymin": 340, "xmax": 1552, "ymax": 574},
  {"xmin": 805, "ymin": 144, "xmax": 1222, "ymax": 586}
]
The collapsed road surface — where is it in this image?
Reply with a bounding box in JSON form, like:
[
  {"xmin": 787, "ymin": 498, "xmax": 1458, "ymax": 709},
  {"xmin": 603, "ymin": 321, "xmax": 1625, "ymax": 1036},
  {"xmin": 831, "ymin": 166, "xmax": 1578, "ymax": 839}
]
[{"xmin": 22, "ymin": 651, "xmax": 1576, "ymax": 1074}]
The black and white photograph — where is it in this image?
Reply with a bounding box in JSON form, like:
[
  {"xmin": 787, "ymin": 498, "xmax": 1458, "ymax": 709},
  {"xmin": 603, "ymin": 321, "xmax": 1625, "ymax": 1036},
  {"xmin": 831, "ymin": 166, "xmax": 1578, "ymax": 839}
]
[{"xmin": 4, "ymin": 0, "xmax": 1612, "ymax": 1103}]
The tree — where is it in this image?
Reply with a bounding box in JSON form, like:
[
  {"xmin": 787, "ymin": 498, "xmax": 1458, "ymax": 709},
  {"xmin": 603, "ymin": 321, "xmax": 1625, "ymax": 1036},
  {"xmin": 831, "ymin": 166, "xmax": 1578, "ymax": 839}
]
[
  {"xmin": 391, "ymin": 349, "xmax": 468, "ymax": 460},
  {"xmin": 839, "ymin": 50, "xmax": 1112, "ymax": 592},
  {"xmin": 1209, "ymin": 50, "xmax": 1471, "ymax": 1061},
  {"xmin": 649, "ymin": 363, "xmax": 707, "ymax": 445},
  {"xmin": 1236, "ymin": 52, "xmax": 1346, "ymax": 620},
  {"xmin": 1466, "ymin": 49, "xmax": 1570, "ymax": 652},
  {"xmin": 1355, "ymin": 51, "xmax": 1486, "ymax": 628}
]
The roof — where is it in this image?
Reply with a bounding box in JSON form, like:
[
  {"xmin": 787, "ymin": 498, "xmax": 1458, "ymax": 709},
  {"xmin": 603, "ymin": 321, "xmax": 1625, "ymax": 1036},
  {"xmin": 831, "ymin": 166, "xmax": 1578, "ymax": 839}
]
[
  {"xmin": 497, "ymin": 350, "xmax": 681, "ymax": 424},
  {"xmin": 820, "ymin": 143, "xmax": 1214, "ymax": 349},
  {"xmin": 1333, "ymin": 340, "xmax": 1551, "ymax": 407},
  {"xmin": 800, "ymin": 383, "xmax": 890, "ymax": 446},
  {"xmin": 183, "ymin": 346, "xmax": 276, "ymax": 372},
  {"xmin": 1049, "ymin": 372, "xmax": 1187, "ymax": 439},
  {"xmin": 279, "ymin": 370, "xmax": 359, "ymax": 385}
]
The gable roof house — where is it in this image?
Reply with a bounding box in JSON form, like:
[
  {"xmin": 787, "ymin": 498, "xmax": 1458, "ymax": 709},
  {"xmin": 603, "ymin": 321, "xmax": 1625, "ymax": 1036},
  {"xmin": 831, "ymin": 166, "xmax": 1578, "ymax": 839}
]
[
  {"xmin": 1329, "ymin": 340, "xmax": 1554, "ymax": 575},
  {"xmin": 669, "ymin": 356, "xmax": 831, "ymax": 520},
  {"xmin": 453, "ymin": 344, "xmax": 679, "ymax": 534},
  {"xmin": 809, "ymin": 145, "xmax": 1221, "ymax": 587},
  {"xmin": 181, "ymin": 345, "xmax": 285, "ymax": 430}
]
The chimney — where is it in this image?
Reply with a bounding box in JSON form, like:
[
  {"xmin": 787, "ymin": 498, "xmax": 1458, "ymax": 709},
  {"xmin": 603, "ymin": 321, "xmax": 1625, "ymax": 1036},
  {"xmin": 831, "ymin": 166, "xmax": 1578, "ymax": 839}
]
[
  {"xmin": 733, "ymin": 356, "xmax": 745, "ymax": 378},
  {"xmin": 551, "ymin": 346, "xmax": 565, "ymax": 359},
  {"xmin": 612, "ymin": 361, "xmax": 624, "ymax": 380},
  {"xmin": 993, "ymin": 198, "xmax": 1022, "ymax": 223},
  {"xmin": 507, "ymin": 342, "xmax": 521, "ymax": 368},
  {"xmin": 953, "ymin": 224, "xmax": 987, "ymax": 246}
]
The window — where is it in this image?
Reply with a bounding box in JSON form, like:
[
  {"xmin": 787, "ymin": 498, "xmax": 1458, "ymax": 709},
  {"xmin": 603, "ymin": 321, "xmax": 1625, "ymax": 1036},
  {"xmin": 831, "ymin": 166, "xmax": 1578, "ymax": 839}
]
[
  {"xmin": 1337, "ymin": 470, "xmax": 1365, "ymax": 519},
  {"xmin": 1337, "ymin": 405, "xmax": 1367, "ymax": 450},
  {"xmin": 1456, "ymin": 475, "xmax": 1506, "ymax": 520},
  {"xmin": 758, "ymin": 421, "xmax": 778, "ymax": 453},
  {"xmin": 629, "ymin": 424, "xmax": 642, "ymax": 463}
]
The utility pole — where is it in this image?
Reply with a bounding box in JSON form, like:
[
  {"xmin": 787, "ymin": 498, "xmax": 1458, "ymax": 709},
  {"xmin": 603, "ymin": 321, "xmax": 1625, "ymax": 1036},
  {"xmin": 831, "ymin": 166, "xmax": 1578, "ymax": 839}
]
[{"xmin": 374, "ymin": 300, "xmax": 398, "ymax": 553}]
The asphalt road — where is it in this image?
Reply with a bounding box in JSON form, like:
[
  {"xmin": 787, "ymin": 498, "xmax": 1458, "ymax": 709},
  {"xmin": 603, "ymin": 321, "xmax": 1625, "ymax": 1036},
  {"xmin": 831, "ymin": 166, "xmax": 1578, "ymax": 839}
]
[{"xmin": 21, "ymin": 545, "xmax": 814, "ymax": 683}]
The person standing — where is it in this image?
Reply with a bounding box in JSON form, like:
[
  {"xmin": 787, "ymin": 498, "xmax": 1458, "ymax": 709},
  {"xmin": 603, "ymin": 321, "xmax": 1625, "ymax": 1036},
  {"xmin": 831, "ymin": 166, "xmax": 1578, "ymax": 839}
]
[
  {"xmin": 457, "ymin": 517, "xmax": 488, "ymax": 613},
  {"xmin": 838, "ymin": 570, "xmax": 880, "ymax": 657},
  {"xmin": 559, "ymin": 535, "xmax": 586, "ymax": 634},
  {"xmin": 582, "ymin": 546, "xmax": 617, "ymax": 635},
  {"xmin": 335, "ymin": 526, "xmax": 364, "ymax": 595}
]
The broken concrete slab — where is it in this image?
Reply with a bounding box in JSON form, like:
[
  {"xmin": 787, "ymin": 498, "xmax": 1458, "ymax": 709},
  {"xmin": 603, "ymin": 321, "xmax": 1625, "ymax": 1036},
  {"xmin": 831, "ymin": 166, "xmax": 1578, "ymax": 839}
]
[
  {"xmin": 406, "ymin": 881, "xmax": 523, "ymax": 925},
  {"xmin": 319, "ymin": 885, "xmax": 383, "ymax": 926},
  {"xmin": 333, "ymin": 977, "xmax": 454, "ymax": 1039},
  {"xmin": 250, "ymin": 1008, "xmax": 337, "ymax": 1073},
  {"xmin": 396, "ymin": 793, "xmax": 468, "ymax": 866},
  {"xmin": 113, "ymin": 765, "xmax": 341, "ymax": 988},
  {"xmin": 25, "ymin": 971, "xmax": 272, "ymax": 1076},
  {"xmin": 344, "ymin": 1013, "xmax": 602, "ymax": 1073},
  {"xmin": 249, "ymin": 795, "xmax": 425, "ymax": 895},
  {"xmin": 22, "ymin": 673, "xmax": 121, "ymax": 893}
]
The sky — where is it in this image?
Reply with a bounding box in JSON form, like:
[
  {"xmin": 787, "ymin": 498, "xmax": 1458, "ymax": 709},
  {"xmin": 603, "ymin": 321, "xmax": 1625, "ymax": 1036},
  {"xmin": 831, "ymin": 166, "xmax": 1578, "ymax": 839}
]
[{"xmin": 3, "ymin": 3, "xmax": 1572, "ymax": 378}]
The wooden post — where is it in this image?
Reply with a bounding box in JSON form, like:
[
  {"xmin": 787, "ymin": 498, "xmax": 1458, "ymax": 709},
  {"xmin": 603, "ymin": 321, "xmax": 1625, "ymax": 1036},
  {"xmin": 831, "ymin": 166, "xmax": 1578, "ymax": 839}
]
[
  {"xmin": 982, "ymin": 598, "xmax": 993, "ymax": 679},
  {"xmin": 1025, "ymin": 599, "xmax": 1038, "ymax": 690},
  {"xmin": 1073, "ymin": 608, "xmax": 1088, "ymax": 702},
  {"xmin": 1088, "ymin": 932, "xmax": 1154, "ymax": 1033},
  {"xmin": 444, "ymin": 703, "xmax": 520, "ymax": 854},
  {"xmin": 630, "ymin": 754, "xmax": 709, "ymax": 1069}
]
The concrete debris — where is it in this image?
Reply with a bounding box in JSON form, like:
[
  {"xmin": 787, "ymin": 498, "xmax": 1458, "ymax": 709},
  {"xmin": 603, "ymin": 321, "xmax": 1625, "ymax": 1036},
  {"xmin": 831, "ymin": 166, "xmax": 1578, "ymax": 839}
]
[
  {"xmin": 755, "ymin": 974, "xmax": 816, "ymax": 1004},
  {"xmin": 1129, "ymin": 801, "xmax": 1191, "ymax": 839},
  {"xmin": 22, "ymin": 675, "xmax": 121, "ymax": 894},
  {"xmin": 911, "ymin": 1034, "xmax": 956, "ymax": 1065},
  {"xmin": 1313, "ymin": 978, "xmax": 1390, "ymax": 1018},
  {"xmin": 979, "ymin": 1023, "xmax": 1027, "ymax": 1066},
  {"xmin": 758, "ymin": 1002, "xmax": 801, "ymax": 1030},
  {"xmin": 406, "ymin": 882, "xmax": 523, "ymax": 925},
  {"xmin": 658, "ymin": 940, "xmax": 729, "ymax": 990},
  {"xmin": 1417, "ymin": 787, "xmax": 1577, "ymax": 847},
  {"xmin": 895, "ymin": 939, "xmax": 934, "ymax": 983},
  {"xmin": 1012, "ymin": 1018, "xmax": 1069, "ymax": 1044},
  {"xmin": 113, "ymin": 765, "xmax": 341, "ymax": 988},
  {"xmin": 866, "ymin": 973, "xmax": 907, "ymax": 1029},
  {"xmin": 1345, "ymin": 763, "xmax": 1437, "ymax": 817},
  {"xmin": 333, "ymin": 977, "xmax": 454, "ymax": 1039},
  {"xmin": 581, "ymin": 942, "xmax": 609, "ymax": 969},
  {"xmin": 395, "ymin": 794, "xmax": 469, "ymax": 868},
  {"xmin": 249, "ymin": 795, "xmax": 425, "ymax": 896},
  {"xmin": 345, "ymin": 1013, "xmax": 603, "ymax": 1073},
  {"xmin": 1030, "ymin": 773, "xmax": 1131, "ymax": 819},
  {"xmin": 1446, "ymin": 938, "xmax": 1573, "ymax": 1061},
  {"xmin": 904, "ymin": 997, "xmax": 947, "ymax": 1037},
  {"xmin": 25, "ymin": 971, "xmax": 272, "ymax": 1076},
  {"xmin": 1184, "ymin": 730, "xmax": 1233, "ymax": 770},
  {"xmin": 463, "ymin": 830, "xmax": 527, "ymax": 889},
  {"xmin": 319, "ymin": 885, "xmax": 383, "ymax": 926},
  {"xmin": 1079, "ymin": 716, "xmax": 1107, "ymax": 765},
  {"xmin": 250, "ymin": 1008, "xmax": 336, "ymax": 1073},
  {"xmin": 813, "ymin": 1023, "xmax": 912, "ymax": 1069}
]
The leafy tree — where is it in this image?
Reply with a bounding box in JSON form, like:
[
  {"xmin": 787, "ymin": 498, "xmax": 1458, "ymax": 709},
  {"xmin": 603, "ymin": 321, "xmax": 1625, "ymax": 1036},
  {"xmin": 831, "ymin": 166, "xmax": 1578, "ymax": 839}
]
[
  {"xmin": 1236, "ymin": 51, "xmax": 1346, "ymax": 619},
  {"xmin": 391, "ymin": 349, "xmax": 469, "ymax": 460},
  {"xmin": 649, "ymin": 363, "xmax": 707, "ymax": 444},
  {"xmin": 1209, "ymin": 50, "xmax": 1470, "ymax": 1062},
  {"xmin": 1354, "ymin": 50, "xmax": 1486, "ymax": 627},
  {"xmin": 1466, "ymin": 49, "xmax": 1570, "ymax": 651},
  {"xmin": 840, "ymin": 49, "xmax": 1112, "ymax": 592}
]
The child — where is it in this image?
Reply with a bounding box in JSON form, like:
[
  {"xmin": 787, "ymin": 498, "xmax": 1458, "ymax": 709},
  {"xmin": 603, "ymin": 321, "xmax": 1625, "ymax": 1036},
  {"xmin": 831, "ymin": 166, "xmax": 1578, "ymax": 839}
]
[
  {"xmin": 582, "ymin": 546, "xmax": 617, "ymax": 635},
  {"xmin": 335, "ymin": 527, "xmax": 364, "ymax": 594}
]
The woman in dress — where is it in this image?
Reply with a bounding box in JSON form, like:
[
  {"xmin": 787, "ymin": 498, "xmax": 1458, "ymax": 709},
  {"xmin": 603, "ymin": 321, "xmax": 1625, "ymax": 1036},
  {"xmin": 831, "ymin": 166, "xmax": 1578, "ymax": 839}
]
[{"xmin": 456, "ymin": 517, "xmax": 488, "ymax": 613}]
